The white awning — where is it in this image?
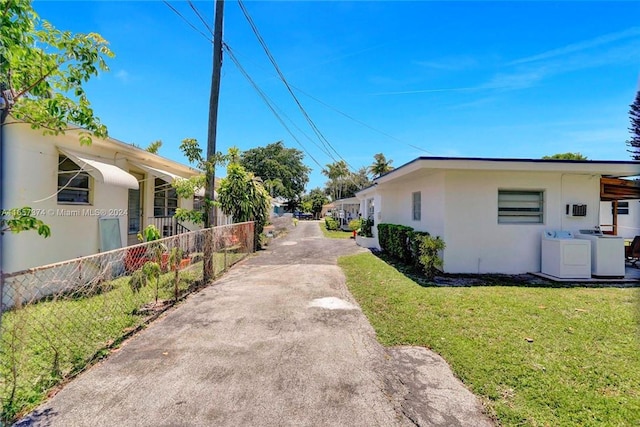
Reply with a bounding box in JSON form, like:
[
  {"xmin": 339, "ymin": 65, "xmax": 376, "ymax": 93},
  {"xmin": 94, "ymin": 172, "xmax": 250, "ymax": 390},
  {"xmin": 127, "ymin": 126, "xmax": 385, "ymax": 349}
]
[
  {"xmin": 132, "ymin": 163, "xmax": 182, "ymax": 184},
  {"xmin": 59, "ymin": 148, "xmax": 139, "ymax": 190},
  {"xmin": 132, "ymin": 163, "xmax": 210, "ymax": 197}
]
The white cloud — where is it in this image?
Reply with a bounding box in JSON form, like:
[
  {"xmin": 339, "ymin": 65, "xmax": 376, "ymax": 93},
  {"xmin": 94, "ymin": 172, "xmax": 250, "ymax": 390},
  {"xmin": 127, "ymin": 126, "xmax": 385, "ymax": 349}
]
[
  {"xmin": 115, "ymin": 70, "xmax": 130, "ymax": 83},
  {"xmin": 415, "ymin": 56, "xmax": 478, "ymax": 71},
  {"xmin": 508, "ymin": 27, "xmax": 640, "ymax": 66}
]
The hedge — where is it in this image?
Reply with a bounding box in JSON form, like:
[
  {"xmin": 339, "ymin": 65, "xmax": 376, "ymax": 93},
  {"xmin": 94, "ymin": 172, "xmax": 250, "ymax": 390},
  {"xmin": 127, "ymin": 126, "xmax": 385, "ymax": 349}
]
[{"xmin": 378, "ymin": 224, "xmax": 435, "ymax": 265}]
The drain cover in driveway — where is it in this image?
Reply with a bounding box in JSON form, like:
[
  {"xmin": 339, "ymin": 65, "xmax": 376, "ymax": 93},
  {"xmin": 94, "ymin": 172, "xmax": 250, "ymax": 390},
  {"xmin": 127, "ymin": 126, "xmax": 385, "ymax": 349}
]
[{"xmin": 308, "ymin": 297, "xmax": 358, "ymax": 310}]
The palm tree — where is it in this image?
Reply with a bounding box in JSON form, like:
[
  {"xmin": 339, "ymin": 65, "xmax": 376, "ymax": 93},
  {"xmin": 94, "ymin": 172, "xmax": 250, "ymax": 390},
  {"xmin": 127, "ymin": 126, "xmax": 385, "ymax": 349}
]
[
  {"xmin": 368, "ymin": 153, "xmax": 394, "ymax": 178},
  {"xmin": 322, "ymin": 160, "xmax": 349, "ymax": 201}
]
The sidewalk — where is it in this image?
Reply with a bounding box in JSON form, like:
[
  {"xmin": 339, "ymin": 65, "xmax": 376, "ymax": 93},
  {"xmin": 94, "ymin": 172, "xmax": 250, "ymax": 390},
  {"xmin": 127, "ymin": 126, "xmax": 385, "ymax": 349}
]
[{"xmin": 17, "ymin": 221, "xmax": 492, "ymax": 426}]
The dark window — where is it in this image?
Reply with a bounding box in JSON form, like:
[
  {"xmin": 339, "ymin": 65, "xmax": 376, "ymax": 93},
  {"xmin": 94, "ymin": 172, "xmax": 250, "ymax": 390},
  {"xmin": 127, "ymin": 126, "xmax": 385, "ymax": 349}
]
[
  {"xmin": 412, "ymin": 191, "xmax": 421, "ymax": 221},
  {"xmin": 58, "ymin": 156, "xmax": 91, "ymax": 204},
  {"xmin": 154, "ymin": 178, "xmax": 178, "ymax": 217},
  {"xmin": 612, "ymin": 201, "xmax": 629, "ymax": 215}
]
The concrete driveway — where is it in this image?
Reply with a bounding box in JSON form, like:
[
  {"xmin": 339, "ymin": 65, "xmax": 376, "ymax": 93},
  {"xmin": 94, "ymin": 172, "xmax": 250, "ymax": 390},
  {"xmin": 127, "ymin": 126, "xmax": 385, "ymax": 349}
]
[{"xmin": 18, "ymin": 221, "xmax": 493, "ymax": 427}]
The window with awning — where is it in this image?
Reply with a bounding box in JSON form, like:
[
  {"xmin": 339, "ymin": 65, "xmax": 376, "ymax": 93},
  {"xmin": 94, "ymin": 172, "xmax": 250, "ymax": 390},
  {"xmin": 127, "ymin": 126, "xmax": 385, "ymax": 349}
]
[
  {"xmin": 58, "ymin": 155, "xmax": 91, "ymax": 204},
  {"xmin": 58, "ymin": 148, "xmax": 139, "ymax": 190}
]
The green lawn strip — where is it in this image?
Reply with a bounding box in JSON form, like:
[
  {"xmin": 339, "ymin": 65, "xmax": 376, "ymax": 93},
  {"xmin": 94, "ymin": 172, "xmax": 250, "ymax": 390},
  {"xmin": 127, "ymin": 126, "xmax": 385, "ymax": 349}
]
[
  {"xmin": 319, "ymin": 222, "xmax": 354, "ymax": 239},
  {"xmin": 339, "ymin": 252, "xmax": 640, "ymax": 427}
]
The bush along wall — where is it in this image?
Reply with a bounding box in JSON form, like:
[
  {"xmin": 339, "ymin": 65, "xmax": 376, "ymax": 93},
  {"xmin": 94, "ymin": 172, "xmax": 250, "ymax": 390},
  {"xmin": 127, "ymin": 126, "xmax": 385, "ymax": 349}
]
[
  {"xmin": 325, "ymin": 217, "xmax": 340, "ymax": 230},
  {"xmin": 377, "ymin": 223, "xmax": 445, "ymax": 277},
  {"xmin": 377, "ymin": 223, "xmax": 414, "ymax": 263}
]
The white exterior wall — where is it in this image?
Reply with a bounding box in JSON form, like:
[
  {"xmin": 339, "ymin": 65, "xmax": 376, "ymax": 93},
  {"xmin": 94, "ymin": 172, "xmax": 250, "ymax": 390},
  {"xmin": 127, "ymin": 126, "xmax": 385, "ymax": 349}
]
[
  {"xmin": 3, "ymin": 124, "xmax": 203, "ymax": 273},
  {"xmin": 379, "ymin": 171, "xmax": 446, "ymax": 239},
  {"xmin": 599, "ymin": 200, "xmax": 640, "ymax": 238},
  {"xmin": 442, "ymin": 171, "xmax": 600, "ymax": 274},
  {"xmin": 4, "ymin": 126, "xmax": 130, "ymax": 273}
]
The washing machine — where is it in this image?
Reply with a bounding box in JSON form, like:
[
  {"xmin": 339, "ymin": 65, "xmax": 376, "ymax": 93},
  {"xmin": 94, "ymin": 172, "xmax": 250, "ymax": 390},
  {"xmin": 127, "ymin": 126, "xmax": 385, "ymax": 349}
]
[
  {"xmin": 541, "ymin": 231, "xmax": 591, "ymax": 279},
  {"xmin": 575, "ymin": 230, "xmax": 625, "ymax": 278}
]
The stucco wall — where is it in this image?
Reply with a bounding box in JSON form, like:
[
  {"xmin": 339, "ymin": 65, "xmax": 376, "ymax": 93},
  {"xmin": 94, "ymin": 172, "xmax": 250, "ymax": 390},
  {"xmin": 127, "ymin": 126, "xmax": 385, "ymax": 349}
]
[
  {"xmin": 369, "ymin": 169, "xmax": 601, "ymax": 274},
  {"xmin": 3, "ymin": 125, "xmax": 199, "ymax": 273},
  {"xmin": 443, "ymin": 171, "xmax": 600, "ymax": 274},
  {"xmin": 379, "ymin": 171, "xmax": 446, "ymax": 239},
  {"xmin": 4, "ymin": 126, "xmax": 131, "ymax": 272}
]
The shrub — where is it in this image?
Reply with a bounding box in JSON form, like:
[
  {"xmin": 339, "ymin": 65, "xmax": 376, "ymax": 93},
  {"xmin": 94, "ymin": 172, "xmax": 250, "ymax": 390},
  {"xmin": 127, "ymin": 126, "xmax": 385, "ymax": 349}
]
[
  {"xmin": 416, "ymin": 234, "xmax": 446, "ymax": 280},
  {"xmin": 408, "ymin": 230, "xmax": 431, "ymax": 266},
  {"xmin": 377, "ymin": 223, "xmax": 413, "ymax": 262},
  {"xmin": 358, "ymin": 218, "xmax": 374, "ymax": 237},
  {"xmin": 377, "ymin": 223, "xmax": 392, "ymax": 250},
  {"xmin": 325, "ymin": 217, "xmax": 339, "ymax": 231},
  {"xmin": 348, "ymin": 219, "xmax": 362, "ymax": 231}
]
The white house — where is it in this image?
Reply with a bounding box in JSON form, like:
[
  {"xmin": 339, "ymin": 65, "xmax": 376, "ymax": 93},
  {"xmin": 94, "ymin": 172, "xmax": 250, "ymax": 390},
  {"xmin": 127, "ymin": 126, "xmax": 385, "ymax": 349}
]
[
  {"xmin": 3, "ymin": 120, "xmax": 226, "ymax": 274},
  {"xmin": 356, "ymin": 157, "xmax": 640, "ymax": 274},
  {"xmin": 324, "ymin": 196, "xmax": 360, "ymax": 226}
]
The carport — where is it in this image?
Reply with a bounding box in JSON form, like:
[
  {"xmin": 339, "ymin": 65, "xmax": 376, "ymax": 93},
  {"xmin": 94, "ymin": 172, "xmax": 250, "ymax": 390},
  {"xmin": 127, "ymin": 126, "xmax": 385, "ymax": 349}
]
[{"xmin": 600, "ymin": 177, "xmax": 640, "ymax": 235}]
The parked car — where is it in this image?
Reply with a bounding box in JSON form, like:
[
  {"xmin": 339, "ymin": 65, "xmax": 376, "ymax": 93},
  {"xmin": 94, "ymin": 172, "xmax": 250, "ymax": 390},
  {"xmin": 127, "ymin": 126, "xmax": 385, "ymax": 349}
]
[{"xmin": 294, "ymin": 212, "xmax": 314, "ymax": 220}]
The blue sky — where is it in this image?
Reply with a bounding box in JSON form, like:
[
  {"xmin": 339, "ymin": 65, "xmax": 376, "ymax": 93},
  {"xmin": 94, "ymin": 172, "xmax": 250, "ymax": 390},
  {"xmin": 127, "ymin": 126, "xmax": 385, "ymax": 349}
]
[{"xmin": 34, "ymin": 1, "xmax": 640, "ymax": 191}]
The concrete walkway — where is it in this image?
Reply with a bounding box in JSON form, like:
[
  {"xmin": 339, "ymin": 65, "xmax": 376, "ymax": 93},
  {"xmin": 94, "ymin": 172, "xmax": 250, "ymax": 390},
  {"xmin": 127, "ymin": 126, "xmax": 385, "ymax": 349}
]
[{"xmin": 17, "ymin": 221, "xmax": 492, "ymax": 426}]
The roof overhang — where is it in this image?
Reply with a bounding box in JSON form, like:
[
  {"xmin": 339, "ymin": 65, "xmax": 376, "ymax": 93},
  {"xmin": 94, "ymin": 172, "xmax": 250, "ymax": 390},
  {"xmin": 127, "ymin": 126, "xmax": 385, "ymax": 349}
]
[
  {"xmin": 600, "ymin": 177, "xmax": 640, "ymax": 201},
  {"xmin": 373, "ymin": 157, "xmax": 640, "ymax": 186},
  {"xmin": 59, "ymin": 148, "xmax": 139, "ymax": 190},
  {"xmin": 132, "ymin": 163, "xmax": 209, "ymax": 197}
]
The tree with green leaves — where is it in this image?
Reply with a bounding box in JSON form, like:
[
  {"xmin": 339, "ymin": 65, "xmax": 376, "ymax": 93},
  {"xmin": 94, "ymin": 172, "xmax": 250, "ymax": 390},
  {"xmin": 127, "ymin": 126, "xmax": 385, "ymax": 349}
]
[
  {"xmin": 368, "ymin": 153, "xmax": 394, "ymax": 178},
  {"xmin": 343, "ymin": 167, "xmax": 371, "ymax": 198},
  {"xmin": 218, "ymin": 148, "xmax": 270, "ymax": 250},
  {"xmin": 1, "ymin": 0, "xmax": 113, "ymax": 141},
  {"xmin": 302, "ymin": 188, "xmax": 329, "ymax": 219},
  {"xmin": 1, "ymin": 0, "xmax": 113, "ymax": 237},
  {"xmin": 322, "ymin": 160, "xmax": 349, "ymax": 201},
  {"xmin": 323, "ymin": 166, "xmax": 370, "ymax": 200},
  {"xmin": 626, "ymin": 89, "xmax": 640, "ymax": 160},
  {"xmin": 146, "ymin": 140, "xmax": 162, "ymax": 154},
  {"xmin": 240, "ymin": 141, "xmax": 310, "ymax": 202},
  {"xmin": 542, "ymin": 153, "xmax": 588, "ymax": 160}
]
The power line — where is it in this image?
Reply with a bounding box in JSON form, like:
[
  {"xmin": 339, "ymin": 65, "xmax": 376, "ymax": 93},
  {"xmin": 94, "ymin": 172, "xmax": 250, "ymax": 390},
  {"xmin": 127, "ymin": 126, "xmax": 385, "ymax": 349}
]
[
  {"xmin": 236, "ymin": 0, "xmax": 353, "ymax": 170},
  {"xmin": 163, "ymin": 1, "xmax": 212, "ymax": 42},
  {"xmin": 160, "ymin": 1, "xmax": 327, "ymax": 169},
  {"xmin": 187, "ymin": 1, "xmax": 214, "ymax": 36},
  {"xmin": 225, "ymin": 45, "xmax": 324, "ymax": 169},
  {"xmin": 291, "ymin": 86, "xmax": 436, "ymax": 156},
  {"xmin": 223, "ymin": 41, "xmax": 437, "ymax": 156}
]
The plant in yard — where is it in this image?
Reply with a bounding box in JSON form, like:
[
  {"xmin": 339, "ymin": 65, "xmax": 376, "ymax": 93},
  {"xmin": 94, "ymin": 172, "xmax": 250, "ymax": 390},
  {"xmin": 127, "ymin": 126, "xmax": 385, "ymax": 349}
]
[
  {"xmin": 325, "ymin": 217, "xmax": 339, "ymax": 231},
  {"xmin": 168, "ymin": 247, "xmax": 184, "ymax": 301},
  {"xmin": 348, "ymin": 218, "xmax": 362, "ymax": 232},
  {"xmin": 137, "ymin": 224, "xmax": 161, "ymax": 243},
  {"xmin": 136, "ymin": 224, "xmax": 167, "ymax": 269},
  {"xmin": 416, "ymin": 234, "xmax": 446, "ymax": 280},
  {"xmin": 128, "ymin": 269, "xmax": 147, "ymax": 293},
  {"xmin": 217, "ymin": 148, "xmax": 270, "ymax": 250},
  {"xmin": 142, "ymin": 261, "xmax": 161, "ymax": 304},
  {"xmin": 357, "ymin": 218, "xmax": 374, "ymax": 238}
]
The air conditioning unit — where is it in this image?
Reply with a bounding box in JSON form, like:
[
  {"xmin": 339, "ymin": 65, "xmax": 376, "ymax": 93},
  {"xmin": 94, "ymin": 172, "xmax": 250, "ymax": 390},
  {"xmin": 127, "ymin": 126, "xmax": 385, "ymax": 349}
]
[{"xmin": 566, "ymin": 204, "xmax": 587, "ymax": 217}]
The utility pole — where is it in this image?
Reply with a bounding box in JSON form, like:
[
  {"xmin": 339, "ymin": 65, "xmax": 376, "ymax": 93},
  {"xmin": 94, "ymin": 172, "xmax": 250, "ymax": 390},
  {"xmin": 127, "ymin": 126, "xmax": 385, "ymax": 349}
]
[{"xmin": 204, "ymin": 0, "xmax": 224, "ymax": 283}]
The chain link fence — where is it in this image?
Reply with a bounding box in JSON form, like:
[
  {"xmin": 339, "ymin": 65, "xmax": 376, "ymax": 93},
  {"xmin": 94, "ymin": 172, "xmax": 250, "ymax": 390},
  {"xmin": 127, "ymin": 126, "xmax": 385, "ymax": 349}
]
[{"xmin": 0, "ymin": 221, "xmax": 254, "ymax": 424}]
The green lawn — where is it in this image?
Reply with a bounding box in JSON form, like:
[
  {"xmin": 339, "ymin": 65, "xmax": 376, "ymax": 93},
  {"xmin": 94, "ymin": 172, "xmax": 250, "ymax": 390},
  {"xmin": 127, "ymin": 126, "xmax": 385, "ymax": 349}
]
[
  {"xmin": 339, "ymin": 252, "xmax": 640, "ymax": 427},
  {"xmin": 319, "ymin": 221, "xmax": 354, "ymax": 239}
]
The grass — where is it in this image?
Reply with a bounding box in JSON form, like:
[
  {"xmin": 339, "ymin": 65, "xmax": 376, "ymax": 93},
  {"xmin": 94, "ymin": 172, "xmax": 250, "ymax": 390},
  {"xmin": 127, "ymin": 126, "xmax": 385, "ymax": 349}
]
[
  {"xmin": 0, "ymin": 251, "xmax": 248, "ymax": 423},
  {"xmin": 339, "ymin": 252, "xmax": 640, "ymax": 427},
  {"xmin": 319, "ymin": 221, "xmax": 354, "ymax": 239}
]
